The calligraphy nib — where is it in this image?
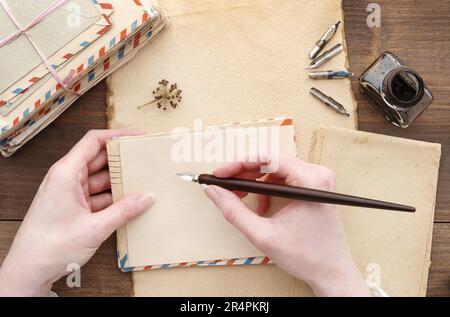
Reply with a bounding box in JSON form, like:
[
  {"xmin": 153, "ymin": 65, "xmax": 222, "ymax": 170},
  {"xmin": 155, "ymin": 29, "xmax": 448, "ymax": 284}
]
[{"xmin": 176, "ymin": 173, "xmax": 199, "ymax": 182}]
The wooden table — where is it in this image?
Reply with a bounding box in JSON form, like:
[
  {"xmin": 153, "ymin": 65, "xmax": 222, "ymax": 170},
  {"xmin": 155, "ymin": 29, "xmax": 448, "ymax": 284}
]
[{"xmin": 0, "ymin": 0, "xmax": 449, "ymax": 296}]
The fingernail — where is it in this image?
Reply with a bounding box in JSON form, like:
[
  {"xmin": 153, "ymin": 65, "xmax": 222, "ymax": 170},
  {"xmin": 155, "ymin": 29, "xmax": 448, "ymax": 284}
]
[
  {"xmin": 137, "ymin": 193, "xmax": 156, "ymax": 210},
  {"xmin": 201, "ymin": 184, "xmax": 210, "ymax": 191}
]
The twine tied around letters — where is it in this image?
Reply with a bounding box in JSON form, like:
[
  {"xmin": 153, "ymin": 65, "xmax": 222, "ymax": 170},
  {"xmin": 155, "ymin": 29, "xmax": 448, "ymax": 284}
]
[{"xmin": 0, "ymin": 0, "xmax": 80, "ymax": 96}]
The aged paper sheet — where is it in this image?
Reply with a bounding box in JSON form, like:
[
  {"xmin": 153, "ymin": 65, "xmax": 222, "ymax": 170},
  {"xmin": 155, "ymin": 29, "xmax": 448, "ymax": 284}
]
[
  {"xmin": 308, "ymin": 127, "xmax": 440, "ymax": 296},
  {"xmin": 107, "ymin": 0, "xmax": 355, "ymax": 297},
  {"xmin": 105, "ymin": 0, "xmax": 430, "ymax": 296},
  {"xmin": 107, "ymin": 0, "xmax": 357, "ymax": 159}
]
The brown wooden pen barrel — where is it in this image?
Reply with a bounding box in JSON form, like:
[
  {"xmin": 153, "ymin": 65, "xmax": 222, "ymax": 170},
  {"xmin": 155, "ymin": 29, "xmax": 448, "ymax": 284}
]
[{"xmin": 198, "ymin": 174, "xmax": 415, "ymax": 212}]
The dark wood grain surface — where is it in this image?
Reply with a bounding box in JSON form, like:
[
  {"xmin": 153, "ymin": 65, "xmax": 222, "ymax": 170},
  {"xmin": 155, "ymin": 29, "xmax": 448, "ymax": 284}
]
[
  {"xmin": 0, "ymin": 0, "xmax": 449, "ymax": 296},
  {"xmin": 344, "ymin": 0, "xmax": 450, "ymax": 223}
]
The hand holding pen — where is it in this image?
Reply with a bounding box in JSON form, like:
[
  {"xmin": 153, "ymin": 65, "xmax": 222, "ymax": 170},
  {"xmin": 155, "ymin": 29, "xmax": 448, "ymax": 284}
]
[{"xmin": 201, "ymin": 153, "xmax": 372, "ymax": 297}]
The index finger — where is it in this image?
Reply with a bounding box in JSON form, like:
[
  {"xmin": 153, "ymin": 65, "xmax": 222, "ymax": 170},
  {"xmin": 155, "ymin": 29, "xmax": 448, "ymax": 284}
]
[
  {"xmin": 213, "ymin": 153, "xmax": 286, "ymax": 179},
  {"xmin": 214, "ymin": 152, "xmax": 329, "ymax": 188},
  {"xmin": 65, "ymin": 129, "xmax": 144, "ymax": 167},
  {"xmin": 213, "ymin": 160, "xmax": 265, "ymax": 179}
]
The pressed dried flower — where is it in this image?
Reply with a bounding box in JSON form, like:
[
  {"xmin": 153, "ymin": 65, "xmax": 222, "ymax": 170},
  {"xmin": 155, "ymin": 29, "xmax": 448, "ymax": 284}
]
[{"xmin": 138, "ymin": 79, "xmax": 183, "ymax": 111}]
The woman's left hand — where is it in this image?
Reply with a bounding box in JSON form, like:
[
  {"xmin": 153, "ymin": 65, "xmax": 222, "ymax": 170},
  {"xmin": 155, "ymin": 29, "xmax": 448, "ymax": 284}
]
[{"xmin": 0, "ymin": 130, "xmax": 156, "ymax": 296}]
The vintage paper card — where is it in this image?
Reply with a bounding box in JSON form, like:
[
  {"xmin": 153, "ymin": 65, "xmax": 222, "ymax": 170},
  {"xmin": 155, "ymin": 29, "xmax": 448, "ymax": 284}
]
[{"xmin": 107, "ymin": 118, "xmax": 298, "ymax": 270}]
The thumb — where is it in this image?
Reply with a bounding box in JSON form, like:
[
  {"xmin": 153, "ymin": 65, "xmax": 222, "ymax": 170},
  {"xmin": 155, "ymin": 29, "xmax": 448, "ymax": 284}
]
[
  {"xmin": 94, "ymin": 193, "xmax": 156, "ymax": 241},
  {"xmin": 204, "ymin": 185, "xmax": 271, "ymax": 247}
]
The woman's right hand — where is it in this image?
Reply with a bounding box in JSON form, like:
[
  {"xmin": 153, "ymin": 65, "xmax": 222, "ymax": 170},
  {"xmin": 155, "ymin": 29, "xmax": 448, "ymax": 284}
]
[{"xmin": 203, "ymin": 153, "xmax": 371, "ymax": 297}]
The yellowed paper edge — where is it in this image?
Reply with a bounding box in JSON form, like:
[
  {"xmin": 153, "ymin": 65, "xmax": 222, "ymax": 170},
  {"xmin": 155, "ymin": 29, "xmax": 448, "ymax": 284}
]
[{"xmin": 106, "ymin": 139, "xmax": 129, "ymax": 271}]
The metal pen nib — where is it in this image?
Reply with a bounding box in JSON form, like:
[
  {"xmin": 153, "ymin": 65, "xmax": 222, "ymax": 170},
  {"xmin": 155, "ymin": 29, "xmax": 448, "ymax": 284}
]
[
  {"xmin": 176, "ymin": 173, "xmax": 199, "ymax": 182},
  {"xmin": 310, "ymin": 87, "xmax": 349, "ymax": 116},
  {"xmin": 309, "ymin": 21, "xmax": 341, "ymax": 59},
  {"xmin": 309, "ymin": 70, "xmax": 353, "ymax": 80},
  {"xmin": 308, "ymin": 43, "xmax": 344, "ymax": 69}
]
